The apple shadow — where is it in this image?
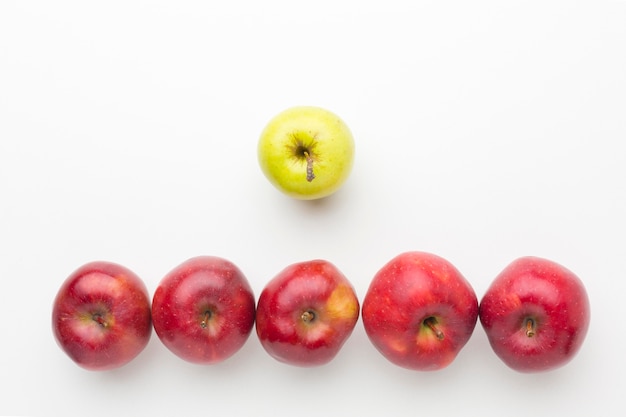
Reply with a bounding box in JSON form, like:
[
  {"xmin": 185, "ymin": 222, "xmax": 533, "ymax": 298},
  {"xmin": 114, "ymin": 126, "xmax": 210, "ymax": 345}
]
[
  {"xmin": 287, "ymin": 188, "xmax": 346, "ymax": 209},
  {"xmin": 282, "ymin": 181, "xmax": 358, "ymax": 219}
]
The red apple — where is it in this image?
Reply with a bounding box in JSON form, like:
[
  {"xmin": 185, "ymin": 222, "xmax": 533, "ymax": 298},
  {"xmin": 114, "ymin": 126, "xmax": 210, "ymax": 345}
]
[
  {"xmin": 479, "ymin": 256, "xmax": 590, "ymax": 372},
  {"xmin": 52, "ymin": 261, "xmax": 152, "ymax": 371},
  {"xmin": 151, "ymin": 256, "xmax": 256, "ymax": 364},
  {"xmin": 362, "ymin": 251, "xmax": 478, "ymax": 371},
  {"xmin": 255, "ymin": 260, "xmax": 360, "ymax": 367}
]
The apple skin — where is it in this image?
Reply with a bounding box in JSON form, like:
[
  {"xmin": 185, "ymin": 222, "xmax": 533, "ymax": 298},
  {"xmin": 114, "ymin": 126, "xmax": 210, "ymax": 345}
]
[
  {"xmin": 255, "ymin": 260, "xmax": 360, "ymax": 366},
  {"xmin": 257, "ymin": 106, "xmax": 355, "ymax": 200},
  {"xmin": 362, "ymin": 251, "xmax": 479, "ymax": 371},
  {"xmin": 151, "ymin": 256, "xmax": 256, "ymax": 365},
  {"xmin": 52, "ymin": 261, "xmax": 152, "ymax": 371},
  {"xmin": 479, "ymin": 256, "xmax": 590, "ymax": 373}
]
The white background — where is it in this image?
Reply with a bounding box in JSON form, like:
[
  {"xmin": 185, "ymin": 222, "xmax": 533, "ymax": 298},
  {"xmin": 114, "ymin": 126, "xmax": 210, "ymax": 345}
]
[{"xmin": 1, "ymin": 1, "xmax": 625, "ymax": 416}]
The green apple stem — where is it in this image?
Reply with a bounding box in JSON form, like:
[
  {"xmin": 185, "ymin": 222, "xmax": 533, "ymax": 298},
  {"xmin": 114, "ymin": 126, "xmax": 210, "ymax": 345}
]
[
  {"xmin": 525, "ymin": 318, "xmax": 536, "ymax": 337},
  {"xmin": 304, "ymin": 151, "xmax": 315, "ymax": 182},
  {"xmin": 200, "ymin": 311, "xmax": 212, "ymax": 329},
  {"xmin": 424, "ymin": 317, "xmax": 445, "ymax": 340},
  {"xmin": 301, "ymin": 310, "xmax": 316, "ymax": 323}
]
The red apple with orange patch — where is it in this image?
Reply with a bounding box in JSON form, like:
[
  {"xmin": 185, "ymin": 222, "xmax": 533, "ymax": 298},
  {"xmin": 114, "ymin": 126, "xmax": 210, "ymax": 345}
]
[{"xmin": 255, "ymin": 259, "xmax": 359, "ymax": 366}]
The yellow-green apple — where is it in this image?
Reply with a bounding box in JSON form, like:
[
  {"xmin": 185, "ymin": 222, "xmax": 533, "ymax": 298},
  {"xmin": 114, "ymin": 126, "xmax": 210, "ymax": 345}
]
[
  {"xmin": 479, "ymin": 256, "xmax": 590, "ymax": 372},
  {"xmin": 362, "ymin": 251, "xmax": 479, "ymax": 371},
  {"xmin": 257, "ymin": 106, "xmax": 355, "ymax": 200},
  {"xmin": 52, "ymin": 261, "xmax": 152, "ymax": 371},
  {"xmin": 255, "ymin": 260, "xmax": 360, "ymax": 366},
  {"xmin": 151, "ymin": 256, "xmax": 256, "ymax": 364}
]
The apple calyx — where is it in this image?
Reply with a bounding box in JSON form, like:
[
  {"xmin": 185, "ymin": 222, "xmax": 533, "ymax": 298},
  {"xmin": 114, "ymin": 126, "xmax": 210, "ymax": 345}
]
[
  {"xmin": 525, "ymin": 318, "xmax": 536, "ymax": 337},
  {"xmin": 423, "ymin": 316, "xmax": 445, "ymax": 340}
]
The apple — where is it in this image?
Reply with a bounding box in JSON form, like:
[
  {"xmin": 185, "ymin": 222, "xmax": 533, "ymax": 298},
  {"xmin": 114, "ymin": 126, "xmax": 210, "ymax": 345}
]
[
  {"xmin": 52, "ymin": 261, "xmax": 152, "ymax": 371},
  {"xmin": 151, "ymin": 256, "xmax": 256, "ymax": 364},
  {"xmin": 361, "ymin": 251, "xmax": 479, "ymax": 371},
  {"xmin": 255, "ymin": 260, "xmax": 360, "ymax": 366},
  {"xmin": 257, "ymin": 106, "xmax": 355, "ymax": 200},
  {"xmin": 479, "ymin": 256, "xmax": 590, "ymax": 373}
]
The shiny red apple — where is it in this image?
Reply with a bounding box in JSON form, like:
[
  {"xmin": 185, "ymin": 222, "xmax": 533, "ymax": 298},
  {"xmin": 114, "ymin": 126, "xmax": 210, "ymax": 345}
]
[
  {"xmin": 255, "ymin": 260, "xmax": 360, "ymax": 367},
  {"xmin": 362, "ymin": 251, "xmax": 479, "ymax": 371},
  {"xmin": 479, "ymin": 256, "xmax": 590, "ymax": 372},
  {"xmin": 151, "ymin": 256, "xmax": 256, "ymax": 364},
  {"xmin": 52, "ymin": 261, "xmax": 152, "ymax": 371}
]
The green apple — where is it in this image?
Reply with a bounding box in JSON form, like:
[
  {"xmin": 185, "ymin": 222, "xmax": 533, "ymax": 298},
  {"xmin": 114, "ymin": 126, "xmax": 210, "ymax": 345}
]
[{"xmin": 257, "ymin": 106, "xmax": 355, "ymax": 200}]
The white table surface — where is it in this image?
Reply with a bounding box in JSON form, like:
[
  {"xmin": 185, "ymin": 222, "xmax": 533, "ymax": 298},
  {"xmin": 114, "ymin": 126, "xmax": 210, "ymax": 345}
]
[{"xmin": 1, "ymin": 1, "xmax": 625, "ymax": 416}]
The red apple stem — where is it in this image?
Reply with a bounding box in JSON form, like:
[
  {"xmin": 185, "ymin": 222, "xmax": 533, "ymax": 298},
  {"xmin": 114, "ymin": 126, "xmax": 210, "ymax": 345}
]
[
  {"xmin": 304, "ymin": 151, "xmax": 315, "ymax": 182},
  {"xmin": 93, "ymin": 313, "xmax": 108, "ymax": 328},
  {"xmin": 200, "ymin": 311, "xmax": 212, "ymax": 329},
  {"xmin": 424, "ymin": 317, "xmax": 445, "ymax": 340},
  {"xmin": 526, "ymin": 318, "xmax": 536, "ymax": 337}
]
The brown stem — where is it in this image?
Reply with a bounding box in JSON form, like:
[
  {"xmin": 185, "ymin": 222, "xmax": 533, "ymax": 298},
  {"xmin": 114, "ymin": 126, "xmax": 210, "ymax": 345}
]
[
  {"xmin": 525, "ymin": 318, "xmax": 536, "ymax": 337},
  {"xmin": 304, "ymin": 151, "xmax": 315, "ymax": 182},
  {"xmin": 301, "ymin": 310, "xmax": 316, "ymax": 323},
  {"xmin": 424, "ymin": 317, "xmax": 444, "ymax": 340},
  {"xmin": 200, "ymin": 311, "xmax": 212, "ymax": 329}
]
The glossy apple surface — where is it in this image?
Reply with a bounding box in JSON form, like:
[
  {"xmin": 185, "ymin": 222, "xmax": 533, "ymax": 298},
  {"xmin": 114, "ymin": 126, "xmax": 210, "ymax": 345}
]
[
  {"xmin": 255, "ymin": 260, "xmax": 360, "ymax": 366},
  {"xmin": 362, "ymin": 251, "xmax": 478, "ymax": 371},
  {"xmin": 52, "ymin": 261, "xmax": 152, "ymax": 371},
  {"xmin": 151, "ymin": 256, "xmax": 256, "ymax": 364},
  {"xmin": 479, "ymin": 256, "xmax": 590, "ymax": 372},
  {"xmin": 258, "ymin": 106, "xmax": 355, "ymax": 200}
]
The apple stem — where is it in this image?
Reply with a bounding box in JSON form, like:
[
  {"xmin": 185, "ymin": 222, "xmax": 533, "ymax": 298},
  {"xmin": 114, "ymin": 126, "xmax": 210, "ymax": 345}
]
[
  {"xmin": 525, "ymin": 318, "xmax": 536, "ymax": 337},
  {"xmin": 200, "ymin": 311, "xmax": 212, "ymax": 329},
  {"xmin": 93, "ymin": 313, "xmax": 108, "ymax": 328},
  {"xmin": 301, "ymin": 310, "xmax": 316, "ymax": 323},
  {"xmin": 424, "ymin": 317, "xmax": 444, "ymax": 340},
  {"xmin": 304, "ymin": 151, "xmax": 315, "ymax": 182}
]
